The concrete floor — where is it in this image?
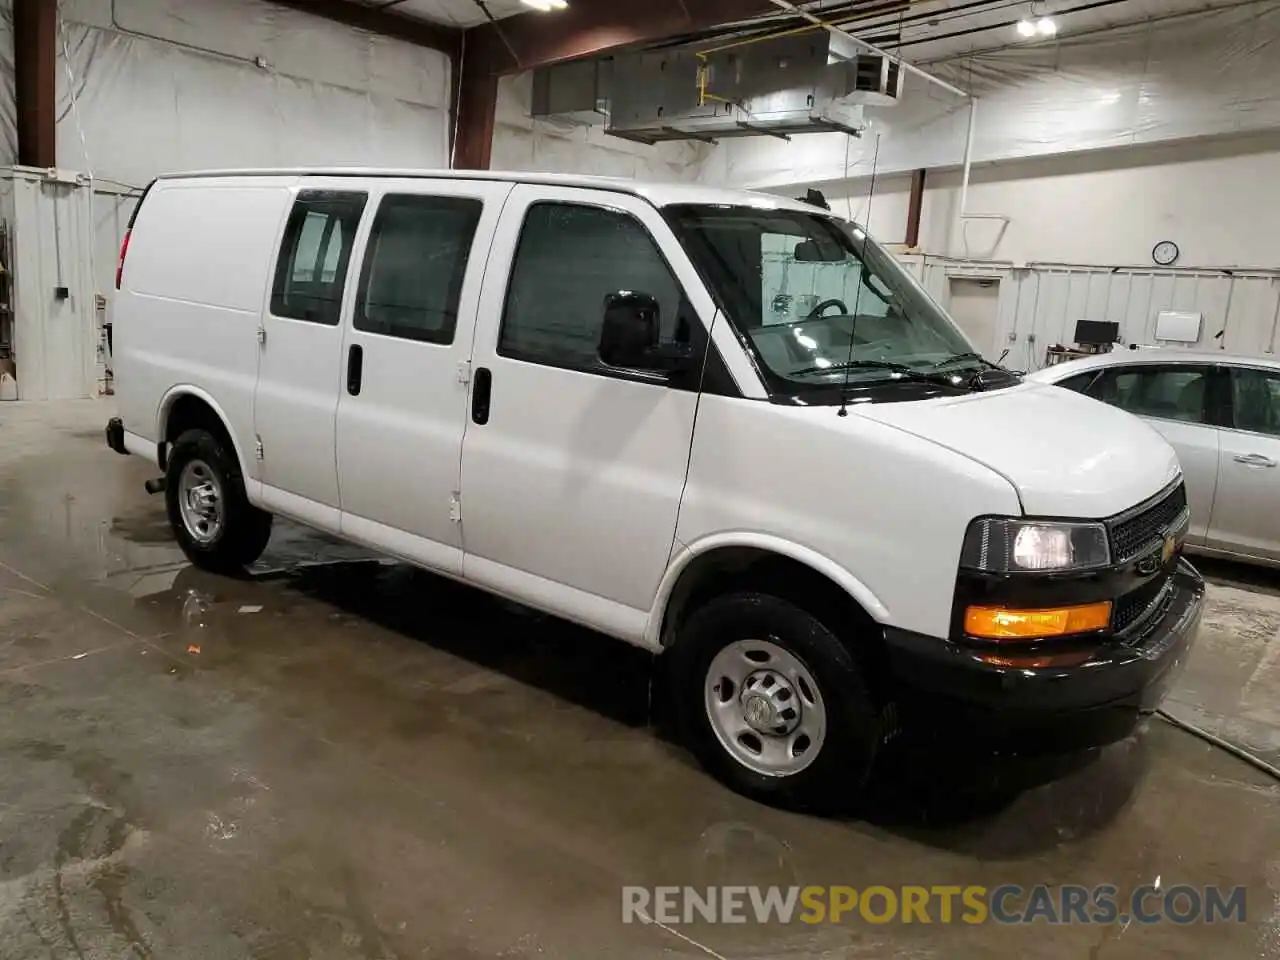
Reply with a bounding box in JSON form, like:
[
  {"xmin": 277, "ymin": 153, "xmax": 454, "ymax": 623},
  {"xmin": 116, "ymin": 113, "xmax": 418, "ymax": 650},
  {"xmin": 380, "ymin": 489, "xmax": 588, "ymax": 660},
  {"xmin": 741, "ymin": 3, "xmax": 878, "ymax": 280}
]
[{"xmin": 0, "ymin": 399, "xmax": 1277, "ymax": 959}]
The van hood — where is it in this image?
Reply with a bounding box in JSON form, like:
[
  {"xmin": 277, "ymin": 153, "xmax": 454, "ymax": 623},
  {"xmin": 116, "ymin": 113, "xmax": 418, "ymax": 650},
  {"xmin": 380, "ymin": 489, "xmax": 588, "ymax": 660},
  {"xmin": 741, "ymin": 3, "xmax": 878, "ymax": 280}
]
[{"xmin": 857, "ymin": 381, "xmax": 1181, "ymax": 518}]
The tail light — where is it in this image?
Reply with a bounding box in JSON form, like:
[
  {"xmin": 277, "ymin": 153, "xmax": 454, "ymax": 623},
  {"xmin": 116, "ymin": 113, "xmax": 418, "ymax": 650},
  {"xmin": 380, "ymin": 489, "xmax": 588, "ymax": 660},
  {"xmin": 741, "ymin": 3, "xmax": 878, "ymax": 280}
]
[{"xmin": 115, "ymin": 228, "xmax": 132, "ymax": 290}]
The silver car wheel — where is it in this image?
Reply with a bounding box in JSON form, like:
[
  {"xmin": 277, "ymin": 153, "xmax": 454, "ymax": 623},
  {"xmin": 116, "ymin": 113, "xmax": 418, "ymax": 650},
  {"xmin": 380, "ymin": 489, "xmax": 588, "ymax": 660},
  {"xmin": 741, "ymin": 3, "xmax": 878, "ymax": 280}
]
[
  {"xmin": 704, "ymin": 638, "xmax": 827, "ymax": 778},
  {"xmin": 178, "ymin": 459, "xmax": 224, "ymax": 545}
]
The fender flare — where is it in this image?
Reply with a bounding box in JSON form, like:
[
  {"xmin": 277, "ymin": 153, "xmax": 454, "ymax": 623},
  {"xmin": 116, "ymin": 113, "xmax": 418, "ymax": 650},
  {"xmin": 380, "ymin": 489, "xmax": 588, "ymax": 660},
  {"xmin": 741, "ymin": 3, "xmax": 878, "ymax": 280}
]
[
  {"xmin": 645, "ymin": 531, "xmax": 891, "ymax": 648},
  {"xmin": 156, "ymin": 385, "xmax": 252, "ymax": 477}
]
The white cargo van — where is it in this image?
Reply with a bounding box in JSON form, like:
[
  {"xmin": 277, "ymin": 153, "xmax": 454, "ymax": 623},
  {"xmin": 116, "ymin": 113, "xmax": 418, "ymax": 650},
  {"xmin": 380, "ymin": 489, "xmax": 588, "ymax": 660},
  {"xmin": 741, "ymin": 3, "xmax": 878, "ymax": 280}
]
[{"xmin": 106, "ymin": 169, "xmax": 1202, "ymax": 808}]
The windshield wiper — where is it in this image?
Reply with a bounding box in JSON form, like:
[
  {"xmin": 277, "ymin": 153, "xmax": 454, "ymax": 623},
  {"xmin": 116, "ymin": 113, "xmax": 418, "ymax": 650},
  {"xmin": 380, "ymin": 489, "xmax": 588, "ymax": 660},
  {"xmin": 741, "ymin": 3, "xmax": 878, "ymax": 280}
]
[
  {"xmin": 929, "ymin": 351, "xmax": 994, "ymax": 370},
  {"xmin": 791, "ymin": 359, "xmax": 973, "ymax": 389},
  {"xmin": 928, "ymin": 352, "xmax": 1025, "ymax": 390}
]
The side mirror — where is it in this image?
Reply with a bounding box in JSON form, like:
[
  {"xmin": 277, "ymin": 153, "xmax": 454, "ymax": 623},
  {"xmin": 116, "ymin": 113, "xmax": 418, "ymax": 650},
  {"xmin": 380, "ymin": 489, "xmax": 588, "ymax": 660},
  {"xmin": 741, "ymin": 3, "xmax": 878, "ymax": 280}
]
[{"xmin": 598, "ymin": 291, "xmax": 693, "ymax": 374}]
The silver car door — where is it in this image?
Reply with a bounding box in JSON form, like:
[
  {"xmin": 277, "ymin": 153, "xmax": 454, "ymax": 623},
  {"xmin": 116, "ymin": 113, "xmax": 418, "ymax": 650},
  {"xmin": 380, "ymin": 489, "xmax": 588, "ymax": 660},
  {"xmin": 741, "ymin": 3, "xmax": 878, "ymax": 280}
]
[{"xmin": 1209, "ymin": 366, "xmax": 1280, "ymax": 561}]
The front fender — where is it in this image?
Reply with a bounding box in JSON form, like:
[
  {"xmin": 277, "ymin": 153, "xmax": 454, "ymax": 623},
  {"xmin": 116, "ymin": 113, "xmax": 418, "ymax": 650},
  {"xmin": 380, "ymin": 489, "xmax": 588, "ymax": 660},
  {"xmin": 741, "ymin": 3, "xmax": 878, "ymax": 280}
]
[{"xmin": 644, "ymin": 531, "xmax": 891, "ymax": 649}]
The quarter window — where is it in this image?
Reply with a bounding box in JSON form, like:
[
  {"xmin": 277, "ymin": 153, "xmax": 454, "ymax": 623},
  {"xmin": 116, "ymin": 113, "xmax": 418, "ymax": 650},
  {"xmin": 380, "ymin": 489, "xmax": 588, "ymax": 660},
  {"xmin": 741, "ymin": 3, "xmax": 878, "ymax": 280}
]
[
  {"xmin": 1230, "ymin": 368, "xmax": 1280, "ymax": 437},
  {"xmin": 355, "ymin": 195, "xmax": 483, "ymax": 345},
  {"xmin": 1088, "ymin": 366, "xmax": 1211, "ymax": 424},
  {"xmin": 499, "ymin": 202, "xmax": 690, "ymax": 370},
  {"xmin": 271, "ymin": 191, "xmax": 367, "ymax": 325},
  {"xmin": 1053, "ymin": 371, "xmax": 1098, "ymax": 394}
]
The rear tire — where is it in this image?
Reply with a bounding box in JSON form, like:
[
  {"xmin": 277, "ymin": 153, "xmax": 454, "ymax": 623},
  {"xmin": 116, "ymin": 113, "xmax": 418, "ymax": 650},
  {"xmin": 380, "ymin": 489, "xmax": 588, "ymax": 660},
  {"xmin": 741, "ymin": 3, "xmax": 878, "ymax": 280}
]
[
  {"xmin": 671, "ymin": 592, "xmax": 880, "ymax": 812},
  {"xmin": 165, "ymin": 428, "xmax": 272, "ymax": 574}
]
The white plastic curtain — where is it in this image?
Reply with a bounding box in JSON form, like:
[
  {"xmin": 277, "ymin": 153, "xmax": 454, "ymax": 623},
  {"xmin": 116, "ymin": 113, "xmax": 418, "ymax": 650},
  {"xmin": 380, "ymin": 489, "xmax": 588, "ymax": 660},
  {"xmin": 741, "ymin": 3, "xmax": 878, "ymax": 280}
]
[
  {"xmin": 0, "ymin": 0, "xmax": 451, "ymax": 187},
  {"xmin": 695, "ymin": 0, "xmax": 1280, "ymax": 189}
]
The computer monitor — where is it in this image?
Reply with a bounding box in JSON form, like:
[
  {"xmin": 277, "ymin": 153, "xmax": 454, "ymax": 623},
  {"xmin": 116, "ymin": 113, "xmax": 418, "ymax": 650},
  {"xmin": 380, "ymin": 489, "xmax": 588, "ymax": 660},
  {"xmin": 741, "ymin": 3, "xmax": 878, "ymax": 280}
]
[{"xmin": 1075, "ymin": 320, "xmax": 1119, "ymax": 346}]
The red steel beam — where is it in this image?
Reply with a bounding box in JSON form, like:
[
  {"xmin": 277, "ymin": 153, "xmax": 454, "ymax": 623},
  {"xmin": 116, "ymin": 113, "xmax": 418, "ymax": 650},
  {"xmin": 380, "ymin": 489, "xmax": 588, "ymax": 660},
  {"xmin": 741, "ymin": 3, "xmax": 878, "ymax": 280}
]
[
  {"xmin": 14, "ymin": 0, "xmax": 57, "ymax": 168},
  {"xmin": 453, "ymin": 38, "xmax": 500, "ymax": 170},
  {"xmin": 905, "ymin": 168, "xmax": 926, "ymax": 248}
]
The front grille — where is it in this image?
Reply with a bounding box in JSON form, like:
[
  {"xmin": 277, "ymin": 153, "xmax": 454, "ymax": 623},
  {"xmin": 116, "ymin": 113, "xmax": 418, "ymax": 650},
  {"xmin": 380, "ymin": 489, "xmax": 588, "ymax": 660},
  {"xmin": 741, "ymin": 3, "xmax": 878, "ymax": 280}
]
[
  {"xmin": 1117, "ymin": 580, "xmax": 1175, "ymax": 642},
  {"xmin": 1109, "ymin": 483, "xmax": 1187, "ymax": 563},
  {"xmin": 1112, "ymin": 575, "xmax": 1170, "ymax": 634}
]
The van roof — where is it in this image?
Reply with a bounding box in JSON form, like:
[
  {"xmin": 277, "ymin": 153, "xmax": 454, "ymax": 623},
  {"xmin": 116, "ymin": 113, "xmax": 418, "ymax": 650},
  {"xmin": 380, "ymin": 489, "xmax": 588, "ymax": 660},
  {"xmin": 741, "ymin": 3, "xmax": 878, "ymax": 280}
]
[{"xmin": 155, "ymin": 168, "xmax": 827, "ymax": 214}]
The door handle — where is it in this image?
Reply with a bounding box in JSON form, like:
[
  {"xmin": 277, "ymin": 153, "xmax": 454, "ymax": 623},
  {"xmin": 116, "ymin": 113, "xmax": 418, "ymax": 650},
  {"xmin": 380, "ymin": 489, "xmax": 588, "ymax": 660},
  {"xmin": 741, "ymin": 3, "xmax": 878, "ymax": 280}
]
[
  {"xmin": 1233, "ymin": 453, "xmax": 1277, "ymax": 468},
  {"xmin": 472, "ymin": 367, "xmax": 492, "ymax": 425},
  {"xmin": 347, "ymin": 344, "xmax": 364, "ymax": 396}
]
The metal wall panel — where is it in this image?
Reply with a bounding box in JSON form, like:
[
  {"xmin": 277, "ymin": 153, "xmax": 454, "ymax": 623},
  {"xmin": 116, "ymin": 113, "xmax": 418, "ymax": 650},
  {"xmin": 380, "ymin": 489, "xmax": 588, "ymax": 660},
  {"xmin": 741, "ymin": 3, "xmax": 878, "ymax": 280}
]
[
  {"xmin": 9, "ymin": 170, "xmax": 97, "ymax": 400},
  {"xmin": 913, "ymin": 256, "xmax": 1280, "ymax": 369}
]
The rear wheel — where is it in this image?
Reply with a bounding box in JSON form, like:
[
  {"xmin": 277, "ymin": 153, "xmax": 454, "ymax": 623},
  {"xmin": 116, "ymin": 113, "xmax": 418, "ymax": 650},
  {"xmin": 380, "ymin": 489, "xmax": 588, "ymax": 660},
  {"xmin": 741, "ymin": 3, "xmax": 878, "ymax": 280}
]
[
  {"xmin": 672, "ymin": 592, "xmax": 880, "ymax": 811},
  {"xmin": 165, "ymin": 428, "xmax": 272, "ymax": 573}
]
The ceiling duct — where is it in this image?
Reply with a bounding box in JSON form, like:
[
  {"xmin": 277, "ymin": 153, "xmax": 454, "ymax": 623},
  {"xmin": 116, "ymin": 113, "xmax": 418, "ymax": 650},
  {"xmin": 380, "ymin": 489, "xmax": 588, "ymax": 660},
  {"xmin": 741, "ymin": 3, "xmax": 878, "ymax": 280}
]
[
  {"xmin": 611, "ymin": 33, "xmax": 870, "ymax": 144},
  {"xmin": 530, "ymin": 59, "xmax": 612, "ymax": 126},
  {"xmin": 529, "ymin": 31, "xmax": 903, "ymax": 144}
]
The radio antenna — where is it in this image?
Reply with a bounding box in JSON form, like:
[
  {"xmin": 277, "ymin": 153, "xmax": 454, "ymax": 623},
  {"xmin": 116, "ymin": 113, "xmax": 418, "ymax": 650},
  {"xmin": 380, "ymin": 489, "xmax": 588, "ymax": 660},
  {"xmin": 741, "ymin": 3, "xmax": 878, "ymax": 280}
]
[{"xmin": 838, "ymin": 131, "xmax": 881, "ymax": 418}]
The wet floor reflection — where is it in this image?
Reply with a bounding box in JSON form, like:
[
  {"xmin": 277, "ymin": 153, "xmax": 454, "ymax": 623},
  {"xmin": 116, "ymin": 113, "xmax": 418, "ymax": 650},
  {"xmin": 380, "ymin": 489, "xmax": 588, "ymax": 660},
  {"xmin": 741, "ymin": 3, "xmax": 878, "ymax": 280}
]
[{"xmin": 138, "ymin": 554, "xmax": 1153, "ymax": 846}]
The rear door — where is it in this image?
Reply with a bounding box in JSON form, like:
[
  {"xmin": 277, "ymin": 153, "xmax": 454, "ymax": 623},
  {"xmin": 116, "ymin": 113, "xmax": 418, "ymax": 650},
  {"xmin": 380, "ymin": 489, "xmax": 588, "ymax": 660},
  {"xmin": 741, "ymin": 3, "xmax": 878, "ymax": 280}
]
[
  {"xmin": 1209, "ymin": 366, "xmax": 1280, "ymax": 560},
  {"xmin": 254, "ymin": 184, "xmax": 368, "ymax": 529},
  {"xmin": 334, "ymin": 179, "xmax": 512, "ymax": 575},
  {"xmin": 1081, "ymin": 363, "xmax": 1222, "ymax": 543}
]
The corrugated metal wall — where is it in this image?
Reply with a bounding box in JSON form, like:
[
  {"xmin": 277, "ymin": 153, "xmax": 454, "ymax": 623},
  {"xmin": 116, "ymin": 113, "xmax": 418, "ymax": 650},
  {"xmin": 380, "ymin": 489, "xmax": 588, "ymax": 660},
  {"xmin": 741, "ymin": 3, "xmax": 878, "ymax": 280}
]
[
  {"xmin": 905, "ymin": 256, "xmax": 1280, "ymax": 371},
  {"xmin": 10, "ymin": 173, "xmax": 98, "ymax": 400}
]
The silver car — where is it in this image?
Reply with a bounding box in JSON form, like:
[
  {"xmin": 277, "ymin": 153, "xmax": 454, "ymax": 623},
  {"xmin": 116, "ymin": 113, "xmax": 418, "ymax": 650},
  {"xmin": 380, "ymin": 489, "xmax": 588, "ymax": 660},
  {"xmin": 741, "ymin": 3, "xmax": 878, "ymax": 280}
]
[{"xmin": 1029, "ymin": 349, "xmax": 1280, "ymax": 568}]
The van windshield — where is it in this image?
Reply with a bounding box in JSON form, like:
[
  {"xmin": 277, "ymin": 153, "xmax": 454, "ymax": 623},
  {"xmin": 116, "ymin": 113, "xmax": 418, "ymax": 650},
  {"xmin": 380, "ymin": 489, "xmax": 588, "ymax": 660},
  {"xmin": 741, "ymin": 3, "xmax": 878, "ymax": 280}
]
[{"xmin": 665, "ymin": 204, "xmax": 983, "ymax": 401}]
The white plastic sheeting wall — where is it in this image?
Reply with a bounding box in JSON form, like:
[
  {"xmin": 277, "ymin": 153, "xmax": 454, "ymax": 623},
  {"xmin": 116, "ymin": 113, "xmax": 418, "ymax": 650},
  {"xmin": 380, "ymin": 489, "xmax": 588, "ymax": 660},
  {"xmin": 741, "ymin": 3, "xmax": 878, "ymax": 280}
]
[
  {"xmin": 60, "ymin": 0, "xmax": 453, "ymax": 299},
  {"xmin": 57, "ymin": 0, "xmax": 452, "ymax": 189},
  {"xmin": 694, "ymin": 1, "xmax": 1280, "ymax": 190},
  {"xmin": 823, "ymin": 133, "xmax": 1280, "ymax": 268},
  {"xmin": 491, "ymin": 72, "xmax": 709, "ymax": 181},
  {"xmin": 906, "ymin": 256, "xmax": 1280, "ymax": 370}
]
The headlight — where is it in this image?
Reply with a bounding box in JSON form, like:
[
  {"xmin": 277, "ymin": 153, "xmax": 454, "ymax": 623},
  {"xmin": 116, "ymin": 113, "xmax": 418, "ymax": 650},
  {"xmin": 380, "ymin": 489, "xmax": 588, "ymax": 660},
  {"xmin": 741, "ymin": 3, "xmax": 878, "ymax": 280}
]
[{"xmin": 960, "ymin": 517, "xmax": 1111, "ymax": 573}]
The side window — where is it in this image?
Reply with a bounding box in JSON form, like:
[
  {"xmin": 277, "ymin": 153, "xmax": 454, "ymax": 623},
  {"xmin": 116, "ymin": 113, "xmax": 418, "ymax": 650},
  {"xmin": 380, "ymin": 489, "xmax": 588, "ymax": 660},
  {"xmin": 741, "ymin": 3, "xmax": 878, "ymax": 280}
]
[
  {"xmin": 1231, "ymin": 368, "xmax": 1280, "ymax": 437},
  {"xmin": 1054, "ymin": 372, "xmax": 1097, "ymax": 394},
  {"xmin": 1093, "ymin": 366, "xmax": 1210, "ymax": 424},
  {"xmin": 355, "ymin": 195, "xmax": 483, "ymax": 345},
  {"xmin": 499, "ymin": 202, "xmax": 690, "ymax": 370},
  {"xmin": 271, "ymin": 190, "xmax": 367, "ymax": 325}
]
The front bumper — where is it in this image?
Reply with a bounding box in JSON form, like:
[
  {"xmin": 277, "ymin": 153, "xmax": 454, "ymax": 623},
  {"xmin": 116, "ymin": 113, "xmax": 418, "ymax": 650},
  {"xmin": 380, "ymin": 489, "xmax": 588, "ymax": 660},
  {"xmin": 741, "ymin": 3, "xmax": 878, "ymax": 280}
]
[{"xmin": 884, "ymin": 559, "xmax": 1204, "ymax": 754}]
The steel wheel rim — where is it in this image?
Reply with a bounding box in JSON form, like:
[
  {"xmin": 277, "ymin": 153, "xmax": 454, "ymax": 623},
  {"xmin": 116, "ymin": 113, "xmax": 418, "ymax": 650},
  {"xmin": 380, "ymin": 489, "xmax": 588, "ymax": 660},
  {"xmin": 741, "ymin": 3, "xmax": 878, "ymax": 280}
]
[
  {"xmin": 704, "ymin": 638, "xmax": 827, "ymax": 778},
  {"xmin": 178, "ymin": 459, "xmax": 224, "ymax": 545}
]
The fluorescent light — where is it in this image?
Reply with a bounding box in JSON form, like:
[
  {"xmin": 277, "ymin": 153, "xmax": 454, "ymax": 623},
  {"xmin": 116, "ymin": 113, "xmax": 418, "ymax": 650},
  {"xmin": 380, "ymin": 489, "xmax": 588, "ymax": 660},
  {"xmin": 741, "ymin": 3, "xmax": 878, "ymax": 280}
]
[
  {"xmin": 1016, "ymin": 18, "xmax": 1037, "ymax": 37},
  {"xmin": 520, "ymin": 0, "xmax": 566, "ymax": 9},
  {"xmin": 1036, "ymin": 16, "xmax": 1057, "ymax": 35}
]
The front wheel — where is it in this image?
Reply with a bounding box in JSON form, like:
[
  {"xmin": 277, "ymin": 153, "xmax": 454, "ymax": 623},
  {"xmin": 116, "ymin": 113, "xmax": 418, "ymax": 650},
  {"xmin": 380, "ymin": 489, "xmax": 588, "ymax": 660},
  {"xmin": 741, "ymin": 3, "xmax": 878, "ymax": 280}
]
[
  {"xmin": 165, "ymin": 428, "xmax": 272, "ymax": 574},
  {"xmin": 671, "ymin": 592, "xmax": 880, "ymax": 811}
]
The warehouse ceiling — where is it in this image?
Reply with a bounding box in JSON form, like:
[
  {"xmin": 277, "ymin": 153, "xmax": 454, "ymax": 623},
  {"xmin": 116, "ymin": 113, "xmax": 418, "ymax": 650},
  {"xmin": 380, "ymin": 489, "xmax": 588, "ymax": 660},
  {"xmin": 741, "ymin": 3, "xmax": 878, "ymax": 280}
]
[
  {"xmin": 311, "ymin": 0, "xmax": 1264, "ymax": 72},
  {"xmin": 360, "ymin": 0, "xmax": 530, "ymax": 28},
  {"xmin": 649, "ymin": 0, "xmax": 1262, "ymax": 63}
]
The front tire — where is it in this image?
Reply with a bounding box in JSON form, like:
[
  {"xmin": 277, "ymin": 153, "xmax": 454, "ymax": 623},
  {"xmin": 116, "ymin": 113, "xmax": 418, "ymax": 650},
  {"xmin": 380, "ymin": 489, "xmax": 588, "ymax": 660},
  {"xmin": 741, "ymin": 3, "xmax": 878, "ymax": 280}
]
[
  {"xmin": 671, "ymin": 592, "xmax": 880, "ymax": 812},
  {"xmin": 165, "ymin": 428, "xmax": 272, "ymax": 574}
]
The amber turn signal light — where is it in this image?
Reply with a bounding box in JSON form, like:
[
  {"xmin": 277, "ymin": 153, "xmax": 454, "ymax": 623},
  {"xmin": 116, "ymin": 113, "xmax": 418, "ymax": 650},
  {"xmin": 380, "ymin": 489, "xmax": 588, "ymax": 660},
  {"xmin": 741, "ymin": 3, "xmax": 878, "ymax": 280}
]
[{"xmin": 965, "ymin": 601, "xmax": 1112, "ymax": 640}]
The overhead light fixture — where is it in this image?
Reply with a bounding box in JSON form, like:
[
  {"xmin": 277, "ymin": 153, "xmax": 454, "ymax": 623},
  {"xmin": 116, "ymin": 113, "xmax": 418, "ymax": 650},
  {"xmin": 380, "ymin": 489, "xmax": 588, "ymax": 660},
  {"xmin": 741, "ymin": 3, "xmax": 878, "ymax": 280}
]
[
  {"xmin": 1036, "ymin": 16, "xmax": 1057, "ymax": 35},
  {"xmin": 520, "ymin": 0, "xmax": 567, "ymax": 10},
  {"xmin": 1016, "ymin": 18, "xmax": 1037, "ymax": 37}
]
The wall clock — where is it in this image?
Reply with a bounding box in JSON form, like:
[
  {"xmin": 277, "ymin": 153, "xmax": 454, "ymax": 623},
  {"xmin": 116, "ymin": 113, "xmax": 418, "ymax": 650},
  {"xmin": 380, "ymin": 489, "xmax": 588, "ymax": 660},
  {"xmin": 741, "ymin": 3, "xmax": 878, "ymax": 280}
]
[{"xmin": 1152, "ymin": 240, "xmax": 1180, "ymax": 266}]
